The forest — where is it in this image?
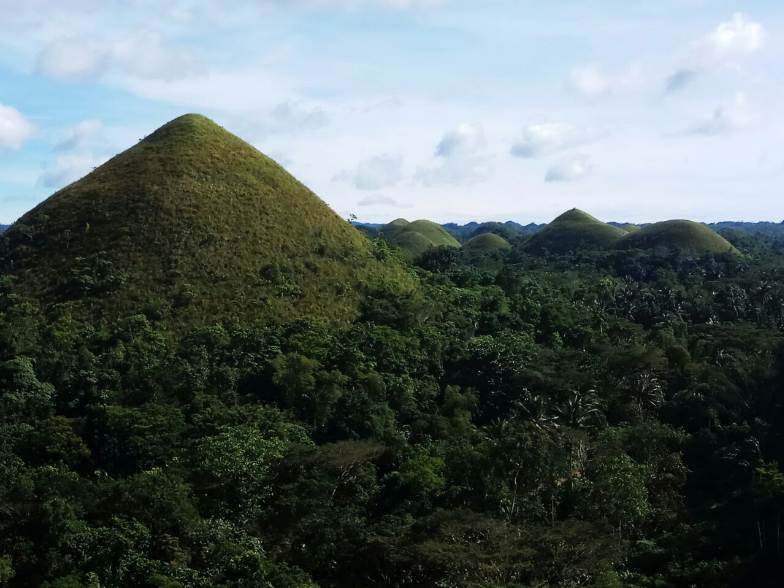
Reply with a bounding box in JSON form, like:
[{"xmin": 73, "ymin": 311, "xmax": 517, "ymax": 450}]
[{"xmin": 2, "ymin": 223, "xmax": 784, "ymax": 588}]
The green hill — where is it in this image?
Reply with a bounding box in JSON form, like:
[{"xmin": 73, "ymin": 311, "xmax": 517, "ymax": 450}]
[
  {"xmin": 469, "ymin": 222, "xmax": 518, "ymax": 241},
  {"xmin": 464, "ymin": 233, "xmax": 512, "ymax": 252},
  {"xmin": 0, "ymin": 114, "xmax": 415, "ymax": 329},
  {"xmin": 617, "ymin": 224, "xmax": 641, "ymax": 233},
  {"xmin": 522, "ymin": 209, "xmax": 626, "ymax": 254},
  {"xmin": 617, "ymin": 220, "xmax": 738, "ymax": 255},
  {"xmin": 381, "ymin": 218, "xmax": 460, "ymax": 256}
]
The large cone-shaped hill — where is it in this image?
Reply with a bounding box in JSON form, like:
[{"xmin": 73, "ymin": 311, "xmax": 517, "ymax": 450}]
[
  {"xmin": 522, "ymin": 209, "xmax": 625, "ymax": 254},
  {"xmin": 617, "ymin": 220, "xmax": 738, "ymax": 254},
  {"xmin": 380, "ymin": 219, "xmax": 460, "ymax": 257},
  {"xmin": 1, "ymin": 114, "xmax": 416, "ymax": 328}
]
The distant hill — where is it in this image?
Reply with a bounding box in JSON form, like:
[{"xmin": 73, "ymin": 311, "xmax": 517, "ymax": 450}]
[
  {"xmin": 0, "ymin": 225, "xmax": 8, "ymax": 234},
  {"xmin": 464, "ymin": 233, "xmax": 512, "ymax": 252},
  {"xmin": 380, "ymin": 218, "xmax": 460, "ymax": 256},
  {"xmin": 442, "ymin": 220, "xmax": 543, "ymax": 240},
  {"xmin": 0, "ymin": 114, "xmax": 416, "ymax": 329},
  {"xmin": 617, "ymin": 220, "xmax": 738, "ymax": 255},
  {"xmin": 523, "ymin": 209, "xmax": 626, "ymax": 254}
]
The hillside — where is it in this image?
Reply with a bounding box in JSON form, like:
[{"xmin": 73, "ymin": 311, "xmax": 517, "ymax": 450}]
[
  {"xmin": 522, "ymin": 208, "xmax": 626, "ymax": 254},
  {"xmin": 380, "ymin": 218, "xmax": 460, "ymax": 256},
  {"xmin": 618, "ymin": 220, "xmax": 738, "ymax": 254},
  {"xmin": 464, "ymin": 232, "xmax": 512, "ymax": 252},
  {"xmin": 0, "ymin": 114, "xmax": 416, "ymax": 329}
]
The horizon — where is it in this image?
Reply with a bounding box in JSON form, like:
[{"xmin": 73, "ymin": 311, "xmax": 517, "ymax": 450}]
[{"xmin": 2, "ymin": 2, "xmax": 784, "ymax": 225}]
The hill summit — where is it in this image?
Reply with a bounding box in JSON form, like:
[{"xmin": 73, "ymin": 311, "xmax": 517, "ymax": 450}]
[
  {"xmin": 522, "ymin": 208, "xmax": 626, "ymax": 254},
  {"xmin": 1, "ymin": 114, "xmax": 415, "ymax": 328}
]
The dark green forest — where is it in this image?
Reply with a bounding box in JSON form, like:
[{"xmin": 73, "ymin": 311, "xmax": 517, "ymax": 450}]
[{"xmin": 4, "ymin": 226, "xmax": 784, "ymax": 588}]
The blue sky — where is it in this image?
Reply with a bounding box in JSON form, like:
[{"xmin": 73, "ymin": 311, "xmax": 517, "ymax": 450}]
[{"xmin": 1, "ymin": 0, "xmax": 782, "ymax": 224}]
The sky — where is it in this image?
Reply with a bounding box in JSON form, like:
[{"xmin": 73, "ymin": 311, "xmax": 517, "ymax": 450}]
[{"xmin": 1, "ymin": 0, "xmax": 783, "ymax": 225}]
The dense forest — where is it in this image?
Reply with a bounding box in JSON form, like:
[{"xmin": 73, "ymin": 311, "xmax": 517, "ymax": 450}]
[{"xmin": 3, "ymin": 225, "xmax": 784, "ymax": 587}]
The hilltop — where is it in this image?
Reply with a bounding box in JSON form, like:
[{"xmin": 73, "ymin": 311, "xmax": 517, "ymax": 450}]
[
  {"xmin": 464, "ymin": 232, "xmax": 512, "ymax": 252},
  {"xmin": 618, "ymin": 220, "xmax": 738, "ymax": 255},
  {"xmin": 0, "ymin": 114, "xmax": 416, "ymax": 329},
  {"xmin": 380, "ymin": 218, "xmax": 460, "ymax": 256},
  {"xmin": 522, "ymin": 209, "xmax": 626, "ymax": 254}
]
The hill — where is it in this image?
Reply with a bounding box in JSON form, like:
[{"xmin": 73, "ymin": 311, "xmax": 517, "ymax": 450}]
[
  {"xmin": 0, "ymin": 225, "xmax": 8, "ymax": 234},
  {"xmin": 617, "ymin": 220, "xmax": 738, "ymax": 255},
  {"xmin": 522, "ymin": 209, "xmax": 626, "ymax": 254},
  {"xmin": 464, "ymin": 233, "xmax": 512, "ymax": 252},
  {"xmin": 0, "ymin": 114, "xmax": 415, "ymax": 329},
  {"xmin": 380, "ymin": 218, "xmax": 460, "ymax": 256}
]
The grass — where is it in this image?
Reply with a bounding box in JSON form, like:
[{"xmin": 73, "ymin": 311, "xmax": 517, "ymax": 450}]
[
  {"xmin": 617, "ymin": 220, "xmax": 738, "ymax": 254},
  {"xmin": 523, "ymin": 209, "xmax": 626, "ymax": 254},
  {"xmin": 380, "ymin": 218, "xmax": 460, "ymax": 256},
  {"xmin": 464, "ymin": 233, "xmax": 511, "ymax": 252},
  {"xmin": 1, "ymin": 114, "xmax": 417, "ymax": 330}
]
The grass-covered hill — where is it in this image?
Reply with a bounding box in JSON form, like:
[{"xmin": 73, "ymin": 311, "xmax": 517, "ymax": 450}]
[
  {"xmin": 522, "ymin": 208, "xmax": 626, "ymax": 254},
  {"xmin": 0, "ymin": 114, "xmax": 416, "ymax": 329},
  {"xmin": 464, "ymin": 232, "xmax": 512, "ymax": 252},
  {"xmin": 380, "ymin": 218, "xmax": 461, "ymax": 256},
  {"xmin": 617, "ymin": 219, "xmax": 738, "ymax": 254},
  {"xmin": 616, "ymin": 223, "xmax": 641, "ymax": 233}
]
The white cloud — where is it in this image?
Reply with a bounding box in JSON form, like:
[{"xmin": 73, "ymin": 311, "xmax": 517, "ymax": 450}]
[
  {"xmin": 357, "ymin": 194, "xmax": 410, "ymax": 207},
  {"xmin": 111, "ymin": 32, "xmax": 205, "ymax": 81},
  {"xmin": 511, "ymin": 123, "xmax": 604, "ymax": 158},
  {"xmin": 435, "ymin": 123, "xmax": 485, "ymax": 156},
  {"xmin": 335, "ymin": 154, "xmax": 403, "ymax": 190},
  {"xmin": 565, "ymin": 63, "xmax": 644, "ymax": 100},
  {"xmin": 0, "ymin": 105, "xmax": 34, "ymax": 151},
  {"xmin": 416, "ymin": 123, "xmax": 491, "ymax": 187},
  {"xmin": 545, "ymin": 153, "xmax": 593, "ymax": 182},
  {"xmin": 38, "ymin": 155, "xmax": 108, "ymax": 189},
  {"xmin": 694, "ymin": 13, "xmax": 764, "ymax": 69},
  {"xmin": 685, "ymin": 92, "xmax": 757, "ymax": 136},
  {"xmin": 56, "ymin": 119, "xmax": 103, "ymax": 151},
  {"xmin": 35, "ymin": 32, "xmax": 205, "ymax": 83},
  {"xmin": 243, "ymin": 101, "xmax": 328, "ymax": 138},
  {"xmin": 667, "ymin": 14, "xmax": 764, "ymax": 92}
]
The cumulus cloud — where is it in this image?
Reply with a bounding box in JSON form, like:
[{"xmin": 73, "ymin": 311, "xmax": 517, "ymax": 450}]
[
  {"xmin": 357, "ymin": 194, "xmax": 411, "ymax": 207},
  {"xmin": 244, "ymin": 101, "xmax": 328, "ymax": 137},
  {"xmin": 56, "ymin": 119, "xmax": 103, "ymax": 151},
  {"xmin": 416, "ymin": 123, "xmax": 491, "ymax": 187},
  {"xmin": 0, "ymin": 104, "xmax": 34, "ymax": 151},
  {"xmin": 511, "ymin": 123, "xmax": 604, "ymax": 158},
  {"xmin": 565, "ymin": 63, "xmax": 644, "ymax": 100},
  {"xmin": 36, "ymin": 33, "xmax": 205, "ymax": 83},
  {"xmin": 36, "ymin": 37, "xmax": 105, "ymax": 82},
  {"xmin": 545, "ymin": 154, "xmax": 593, "ymax": 182},
  {"xmin": 38, "ymin": 155, "xmax": 108, "ymax": 189},
  {"xmin": 666, "ymin": 13, "xmax": 764, "ymax": 92},
  {"xmin": 684, "ymin": 92, "xmax": 757, "ymax": 136},
  {"xmin": 334, "ymin": 154, "xmax": 403, "ymax": 191}
]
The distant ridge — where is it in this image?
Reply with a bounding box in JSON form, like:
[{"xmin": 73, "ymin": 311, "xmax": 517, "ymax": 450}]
[
  {"xmin": 1, "ymin": 114, "xmax": 416, "ymax": 329},
  {"xmin": 522, "ymin": 209, "xmax": 625, "ymax": 254},
  {"xmin": 0, "ymin": 225, "xmax": 8, "ymax": 234}
]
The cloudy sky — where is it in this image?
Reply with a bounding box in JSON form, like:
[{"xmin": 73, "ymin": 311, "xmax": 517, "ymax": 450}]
[{"xmin": 1, "ymin": 0, "xmax": 782, "ymax": 224}]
